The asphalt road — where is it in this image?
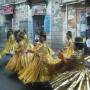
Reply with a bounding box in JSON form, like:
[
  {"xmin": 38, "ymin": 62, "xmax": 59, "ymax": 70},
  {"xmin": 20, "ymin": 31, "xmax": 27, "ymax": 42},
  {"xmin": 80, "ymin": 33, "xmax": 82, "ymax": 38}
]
[
  {"xmin": 0, "ymin": 55, "xmax": 52, "ymax": 90},
  {"xmin": 0, "ymin": 52, "xmax": 90, "ymax": 90}
]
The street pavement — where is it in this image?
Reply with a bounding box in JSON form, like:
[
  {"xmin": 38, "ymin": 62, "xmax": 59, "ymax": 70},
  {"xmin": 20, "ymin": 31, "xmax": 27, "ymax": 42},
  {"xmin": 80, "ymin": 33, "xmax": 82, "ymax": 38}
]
[
  {"xmin": 0, "ymin": 52, "xmax": 90, "ymax": 90},
  {"xmin": 0, "ymin": 55, "xmax": 52, "ymax": 90}
]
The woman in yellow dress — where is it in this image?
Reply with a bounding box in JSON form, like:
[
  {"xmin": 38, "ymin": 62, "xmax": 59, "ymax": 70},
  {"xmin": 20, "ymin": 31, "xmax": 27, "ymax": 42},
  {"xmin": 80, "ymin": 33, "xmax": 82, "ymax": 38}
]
[
  {"xmin": 0, "ymin": 31, "xmax": 17, "ymax": 59},
  {"xmin": 18, "ymin": 31, "xmax": 62, "ymax": 84},
  {"xmin": 58, "ymin": 31, "xmax": 74, "ymax": 63},
  {"xmin": 5, "ymin": 31, "xmax": 34, "ymax": 73}
]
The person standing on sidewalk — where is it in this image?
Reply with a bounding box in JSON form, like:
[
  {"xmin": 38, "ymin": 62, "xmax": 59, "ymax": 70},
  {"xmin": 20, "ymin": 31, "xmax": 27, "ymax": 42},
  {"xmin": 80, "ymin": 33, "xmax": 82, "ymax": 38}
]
[{"xmin": 84, "ymin": 36, "xmax": 90, "ymax": 55}]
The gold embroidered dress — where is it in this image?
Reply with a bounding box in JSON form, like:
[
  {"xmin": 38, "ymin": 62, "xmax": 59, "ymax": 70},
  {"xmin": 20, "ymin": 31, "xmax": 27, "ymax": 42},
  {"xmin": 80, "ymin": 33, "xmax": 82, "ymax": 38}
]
[
  {"xmin": 0, "ymin": 34, "xmax": 17, "ymax": 57},
  {"xmin": 5, "ymin": 36, "xmax": 34, "ymax": 73},
  {"xmin": 63, "ymin": 39, "xmax": 74, "ymax": 58},
  {"xmin": 58, "ymin": 39, "xmax": 74, "ymax": 61},
  {"xmin": 18, "ymin": 42, "xmax": 61, "ymax": 84}
]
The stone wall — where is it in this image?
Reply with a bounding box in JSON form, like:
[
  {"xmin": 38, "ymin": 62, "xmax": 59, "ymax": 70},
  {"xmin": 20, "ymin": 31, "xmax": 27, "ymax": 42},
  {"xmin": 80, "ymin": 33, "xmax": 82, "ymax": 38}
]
[{"xmin": 51, "ymin": 0, "xmax": 64, "ymax": 51}]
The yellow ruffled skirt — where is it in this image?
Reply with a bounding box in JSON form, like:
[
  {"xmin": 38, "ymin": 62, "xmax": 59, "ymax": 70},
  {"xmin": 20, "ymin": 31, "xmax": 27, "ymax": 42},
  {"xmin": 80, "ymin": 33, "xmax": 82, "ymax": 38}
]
[
  {"xmin": 63, "ymin": 47, "xmax": 74, "ymax": 58},
  {"xmin": 5, "ymin": 52, "xmax": 33, "ymax": 73},
  {"xmin": 18, "ymin": 54, "xmax": 57, "ymax": 84}
]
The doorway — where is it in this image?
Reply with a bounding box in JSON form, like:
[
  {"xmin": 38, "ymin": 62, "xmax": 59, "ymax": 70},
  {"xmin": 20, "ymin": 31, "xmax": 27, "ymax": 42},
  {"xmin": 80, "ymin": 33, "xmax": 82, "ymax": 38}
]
[
  {"xmin": 33, "ymin": 15, "xmax": 45, "ymax": 42},
  {"xmin": 5, "ymin": 14, "xmax": 13, "ymax": 30}
]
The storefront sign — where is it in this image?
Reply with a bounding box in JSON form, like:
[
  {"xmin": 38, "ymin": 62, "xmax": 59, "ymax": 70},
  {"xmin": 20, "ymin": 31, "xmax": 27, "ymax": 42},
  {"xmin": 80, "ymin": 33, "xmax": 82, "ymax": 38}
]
[
  {"xmin": 3, "ymin": 5, "xmax": 14, "ymax": 15},
  {"xmin": 32, "ymin": 4, "xmax": 46, "ymax": 15}
]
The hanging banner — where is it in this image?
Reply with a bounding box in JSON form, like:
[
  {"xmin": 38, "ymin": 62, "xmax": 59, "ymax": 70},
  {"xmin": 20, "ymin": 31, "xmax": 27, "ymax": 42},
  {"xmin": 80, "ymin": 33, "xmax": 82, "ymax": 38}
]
[{"xmin": 44, "ymin": 16, "xmax": 50, "ymax": 33}]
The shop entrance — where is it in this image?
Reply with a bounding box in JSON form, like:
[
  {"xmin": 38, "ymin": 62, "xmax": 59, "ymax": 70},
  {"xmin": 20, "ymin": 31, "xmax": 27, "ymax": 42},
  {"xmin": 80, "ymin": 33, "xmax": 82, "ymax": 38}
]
[
  {"xmin": 33, "ymin": 15, "xmax": 45, "ymax": 42},
  {"xmin": 5, "ymin": 14, "xmax": 13, "ymax": 30}
]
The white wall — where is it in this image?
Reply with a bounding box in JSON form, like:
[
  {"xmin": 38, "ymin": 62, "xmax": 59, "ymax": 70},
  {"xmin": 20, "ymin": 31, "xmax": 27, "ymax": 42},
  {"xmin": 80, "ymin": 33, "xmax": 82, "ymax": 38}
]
[
  {"xmin": 0, "ymin": 14, "xmax": 5, "ymax": 26},
  {"xmin": 46, "ymin": 0, "xmax": 52, "ymax": 47},
  {"xmin": 13, "ymin": 3, "xmax": 28, "ymax": 30},
  {"xmin": 51, "ymin": 0, "xmax": 64, "ymax": 50}
]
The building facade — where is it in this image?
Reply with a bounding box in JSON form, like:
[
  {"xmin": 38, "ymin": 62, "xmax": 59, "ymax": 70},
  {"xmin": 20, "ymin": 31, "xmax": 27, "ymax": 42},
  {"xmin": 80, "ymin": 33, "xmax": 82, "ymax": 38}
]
[
  {"xmin": 0, "ymin": 0, "xmax": 89, "ymax": 50},
  {"xmin": 59, "ymin": 0, "xmax": 90, "ymax": 41},
  {"xmin": 0, "ymin": 0, "xmax": 63, "ymax": 50}
]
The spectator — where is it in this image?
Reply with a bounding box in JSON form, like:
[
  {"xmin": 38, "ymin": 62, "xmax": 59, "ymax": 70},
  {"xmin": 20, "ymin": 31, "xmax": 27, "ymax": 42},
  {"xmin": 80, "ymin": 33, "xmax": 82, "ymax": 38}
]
[{"xmin": 84, "ymin": 36, "xmax": 90, "ymax": 55}]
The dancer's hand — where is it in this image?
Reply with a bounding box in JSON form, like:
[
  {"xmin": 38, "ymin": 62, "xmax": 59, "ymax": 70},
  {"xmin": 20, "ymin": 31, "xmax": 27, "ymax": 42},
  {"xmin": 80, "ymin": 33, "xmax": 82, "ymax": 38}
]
[
  {"xmin": 63, "ymin": 57, "xmax": 70, "ymax": 64},
  {"xmin": 64, "ymin": 56, "xmax": 70, "ymax": 60}
]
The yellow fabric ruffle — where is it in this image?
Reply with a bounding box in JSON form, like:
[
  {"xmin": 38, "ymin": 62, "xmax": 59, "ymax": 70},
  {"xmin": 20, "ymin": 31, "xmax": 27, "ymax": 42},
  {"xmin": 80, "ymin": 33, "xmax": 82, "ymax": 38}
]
[
  {"xmin": 18, "ymin": 43, "xmax": 61, "ymax": 84},
  {"xmin": 63, "ymin": 47, "xmax": 74, "ymax": 58},
  {"xmin": 63, "ymin": 39, "xmax": 74, "ymax": 58},
  {"xmin": 5, "ymin": 38, "xmax": 34, "ymax": 73},
  {"xmin": 0, "ymin": 35, "xmax": 17, "ymax": 57}
]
